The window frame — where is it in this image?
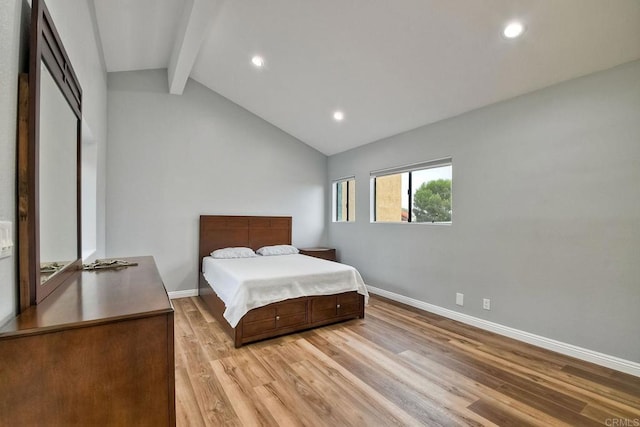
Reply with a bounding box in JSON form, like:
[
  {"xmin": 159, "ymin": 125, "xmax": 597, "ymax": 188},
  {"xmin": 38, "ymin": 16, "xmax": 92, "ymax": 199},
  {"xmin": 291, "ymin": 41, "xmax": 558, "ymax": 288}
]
[
  {"xmin": 370, "ymin": 157, "xmax": 452, "ymax": 224},
  {"xmin": 332, "ymin": 176, "xmax": 356, "ymax": 223}
]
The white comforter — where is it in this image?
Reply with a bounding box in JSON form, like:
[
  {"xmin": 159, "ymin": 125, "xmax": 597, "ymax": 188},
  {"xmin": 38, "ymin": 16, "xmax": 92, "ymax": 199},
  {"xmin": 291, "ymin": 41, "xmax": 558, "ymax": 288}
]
[{"xmin": 202, "ymin": 254, "xmax": 369, "ymax": 327}]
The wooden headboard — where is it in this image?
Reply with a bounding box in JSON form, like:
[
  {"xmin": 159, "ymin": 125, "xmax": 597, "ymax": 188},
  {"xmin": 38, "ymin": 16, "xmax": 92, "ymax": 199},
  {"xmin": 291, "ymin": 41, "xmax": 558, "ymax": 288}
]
[{"xmin": 199, "ymin": 215, "xmax": 292, "ymax": 262}]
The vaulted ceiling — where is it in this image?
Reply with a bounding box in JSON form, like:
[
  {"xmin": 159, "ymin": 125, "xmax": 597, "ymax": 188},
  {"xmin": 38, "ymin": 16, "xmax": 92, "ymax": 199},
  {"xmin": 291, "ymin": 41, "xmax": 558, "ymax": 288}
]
[{"xmin": 94, "ymin": 0, "xmax": 640, "ymax": 155}]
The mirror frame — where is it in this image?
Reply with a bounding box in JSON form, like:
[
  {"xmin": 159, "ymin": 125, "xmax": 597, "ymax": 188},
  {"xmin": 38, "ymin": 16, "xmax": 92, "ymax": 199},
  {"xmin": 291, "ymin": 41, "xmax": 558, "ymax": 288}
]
[{"xmin": 18, "ymin": 0, "xmax": 82, "ymax": 310}]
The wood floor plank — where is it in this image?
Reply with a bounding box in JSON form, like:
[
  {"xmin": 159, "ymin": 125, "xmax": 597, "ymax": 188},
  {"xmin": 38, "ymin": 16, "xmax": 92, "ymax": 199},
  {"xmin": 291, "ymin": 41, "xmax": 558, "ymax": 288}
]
[
  {"xmin": 371, "ymin": 297, "xmax": 640, "ymax": 413},
  {"xmin": 446, "ymin": 341, "xmax": 590, "ymax": 413},
  {"xmin": 226, "ymin": 347, "xmax": 275, "ymax": 387},
  {"xmin": 175, "ymin": 303, "xmax": 241, "ymax": 425},
  {"xmin": 365, "ymin": 307, "xmax": 639, "ymax": 416},
  {"xmin": 249, "ymin": 342, "xmax": 351, "ymax": 427},
  {"xmin": 295, "ymin": 337, "xmax": 425, "ymax": 426},
  {"xmin": 495, "ymin": 382, "xmax": 601, "ymax": 426},
  {"xmin": 290, "ymin": 360, "xmax": 391, "ymax": 426},
  {"xmin": 253, "ymin": 383, "xmax": 306, "ymax": 427},
  {"xmin": 581, "ymin": 402, "xmax": 640, "ymax": 425},
  {"xmin": 467, "ymin": 399, "xmax": 540, "ymax": 427},
  {"xmin": 210, "ymin": 358, "xmax": 276, "ymax": 426},
  {"xmin": 184, "ymin": 300, "xmax": 234, "ymax": 361},
  {"xmin": 370, "ymin": 299, "xmax": 640, "ymax": 418},
  {"xmin": 373, "ymin": 296, "xmax": 627, "ymax": 386},
  {"xmin": 305, "ymin": 333, "xmax": 454, "ymax": 425},
  {"xmin": 562, "ymin": 365, "xmax": 640, "ymax": 396},
  {"xmin": 398, "ymin": 349, "xmax": 575, "ymax": 426},
  {"xmin": 174, "ymin": 295, "xmax": 640, "ymax": 426},
  {"xmin": 309, "ymin": 328, "xmax": 480, "ymax": 426},
  {"xmin": 175, "ymin": 366, "xmax": 207, "ymax": 427},
  {"xmin": 446, "ymin": 336, "xmax": 640, "ymax": 413},
  {"xmin": 333, "ymin": 328, "xmax": 497, "ymax": 426},
  {"xmin": 191, "ymin": 296, "xmax": 218, "ymax": 324},
  {"xmin": 371, "ymin": 300, "xmax": 486, "ymax": 348}
]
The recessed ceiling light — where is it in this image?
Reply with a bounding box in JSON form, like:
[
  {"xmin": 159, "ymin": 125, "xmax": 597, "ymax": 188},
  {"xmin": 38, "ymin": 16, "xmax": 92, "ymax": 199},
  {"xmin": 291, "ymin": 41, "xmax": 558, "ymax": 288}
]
[
  {"xmin": 503, "ymin": 21, "xmax": 524, "ymax": 39},
  {"xmin": 333, "ymin": 111, "xmax": 344, "ymax": 122},
  {"xmin": 251, "ymin": 55, "xmax": 265, "ymax": 68}
]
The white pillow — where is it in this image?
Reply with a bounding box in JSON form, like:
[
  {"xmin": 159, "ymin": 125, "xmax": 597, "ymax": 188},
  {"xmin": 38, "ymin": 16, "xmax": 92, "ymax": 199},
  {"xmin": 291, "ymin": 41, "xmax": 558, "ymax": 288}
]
[
  {"xmin": 256, "ymin": 245, "xmax": 299, "ymax": 256},
  {"xmin": 210, "ymin": 247, "xmax": 257, "ymax": 259}
]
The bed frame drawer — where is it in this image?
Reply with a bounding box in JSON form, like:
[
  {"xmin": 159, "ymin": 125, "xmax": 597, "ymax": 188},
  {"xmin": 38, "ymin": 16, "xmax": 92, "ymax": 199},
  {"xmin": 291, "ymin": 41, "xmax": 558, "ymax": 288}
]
[
  {"xmin": 244, "ymin": 306, "xmax": 276, "ymax": 323},
  {"xmin": 243, "ymin": 317, "xmax": 276, "ymax": 337},
  {"xmin": 310, "ymin": 292, "xmax": 362, "ymax": 323},
  {"xmin": 337, "ymin": 293, "xmax": 361, "ymax": 315},
  {"xmin": 277, "ymin": 300, "xmax": 308, "ymax": 316},
  {"xmin": 242, "ymin": 299, "xmax": 308, "ymax": 338}
]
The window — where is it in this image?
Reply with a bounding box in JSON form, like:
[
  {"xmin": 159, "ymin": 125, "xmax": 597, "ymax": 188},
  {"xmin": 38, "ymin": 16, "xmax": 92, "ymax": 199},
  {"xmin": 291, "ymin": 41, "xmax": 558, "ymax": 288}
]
[
  {"xmin": 371, "ymin": 158, "xmax": 452, "ymax": 223},
  {"xmin": 333, "ymin": 177, "xmax": 355, "ymax": 222}
]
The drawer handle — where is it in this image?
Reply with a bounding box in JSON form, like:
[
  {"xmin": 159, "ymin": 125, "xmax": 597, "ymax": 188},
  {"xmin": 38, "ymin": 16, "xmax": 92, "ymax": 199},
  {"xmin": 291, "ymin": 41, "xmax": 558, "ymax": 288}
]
[
  {"xmin": 276, "ymin": 315, "xmax": 280, "ymax": 321},
  {"xmin": 336, "ymin": 304, "xmax": 341, "ymax": 309}
]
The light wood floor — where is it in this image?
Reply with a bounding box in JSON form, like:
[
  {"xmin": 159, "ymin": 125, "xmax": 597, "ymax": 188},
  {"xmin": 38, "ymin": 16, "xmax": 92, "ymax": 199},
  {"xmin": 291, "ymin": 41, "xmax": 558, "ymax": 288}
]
[{"xmin": 173, "ymin": 295, "xmax": 640, "ymax": 426}]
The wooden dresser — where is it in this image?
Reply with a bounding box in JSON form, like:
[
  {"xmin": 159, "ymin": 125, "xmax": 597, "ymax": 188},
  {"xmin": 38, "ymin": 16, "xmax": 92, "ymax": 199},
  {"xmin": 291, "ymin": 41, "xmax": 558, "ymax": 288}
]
[{"xmin": 0, "ymin": 256, "xmax": 175, "ymax": 426}]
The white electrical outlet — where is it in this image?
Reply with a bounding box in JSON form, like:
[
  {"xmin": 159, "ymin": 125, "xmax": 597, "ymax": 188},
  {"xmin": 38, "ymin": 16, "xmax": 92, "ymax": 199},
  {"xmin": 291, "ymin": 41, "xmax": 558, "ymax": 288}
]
[
  {"xmin": 483, "ymin": 298, "xmax": 491, "ymax": 310},
  {"xmin": 456, "ymin": 293, "xmax": 464, "ymax": 306}
]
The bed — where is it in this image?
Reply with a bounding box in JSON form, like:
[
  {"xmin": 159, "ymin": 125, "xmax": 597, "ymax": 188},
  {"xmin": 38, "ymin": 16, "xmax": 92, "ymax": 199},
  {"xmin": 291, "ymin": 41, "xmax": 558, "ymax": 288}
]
[{"xmin": 198, "ymin": 215, "xmax": 367, "ymax": 347}]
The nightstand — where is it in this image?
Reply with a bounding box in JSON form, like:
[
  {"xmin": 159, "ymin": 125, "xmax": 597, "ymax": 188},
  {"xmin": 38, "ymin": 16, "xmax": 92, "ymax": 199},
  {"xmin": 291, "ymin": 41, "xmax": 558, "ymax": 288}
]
[{"xmin": 299, "ymin": 247, "xmax": 337, "ymax": 262}]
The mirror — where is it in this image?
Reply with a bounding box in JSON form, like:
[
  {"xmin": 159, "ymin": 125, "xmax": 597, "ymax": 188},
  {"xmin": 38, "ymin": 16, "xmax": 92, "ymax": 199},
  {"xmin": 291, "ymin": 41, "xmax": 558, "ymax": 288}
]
[
  {"xmin": 38, "ymin": 63, "xmax": 79, "ymax": 284},
  {"xmin": 18, "ymin": 0, "xmax": 82, "ymax": 310}
]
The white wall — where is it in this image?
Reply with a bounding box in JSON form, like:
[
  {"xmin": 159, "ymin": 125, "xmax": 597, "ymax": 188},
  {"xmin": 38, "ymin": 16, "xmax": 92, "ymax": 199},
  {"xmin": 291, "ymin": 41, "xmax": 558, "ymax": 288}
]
[
  {"xmin": 328, "ymin": 60, "xmax": 640, "ymax": 362},
  {"xmin": 0, "ymin": 0, "xmax": 106, "ymax": 321},
  {"xmin": 0, "ymin": 0, "xmax": 28, "ymax": 323},
  {"xmin": 106, "ymin": 69, "xmax": 327, "ymax": 293}
]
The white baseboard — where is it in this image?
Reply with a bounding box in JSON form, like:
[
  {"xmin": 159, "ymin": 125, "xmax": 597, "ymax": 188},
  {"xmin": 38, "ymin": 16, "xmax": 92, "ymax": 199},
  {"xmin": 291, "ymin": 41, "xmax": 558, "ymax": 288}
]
[
  {"xmin": 367, "ymin": 285, "xmax": 640, "ymax": 378},
  {"xmin": 168, "ymin": 289, "xmax": 199, "ymax": 299}
]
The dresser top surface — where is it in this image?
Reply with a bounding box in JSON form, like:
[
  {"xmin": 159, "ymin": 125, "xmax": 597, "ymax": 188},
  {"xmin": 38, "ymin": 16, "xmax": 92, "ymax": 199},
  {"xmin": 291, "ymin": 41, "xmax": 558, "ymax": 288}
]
[{"xmin": 1, "ymin": 256, "xmax": 173, "ymax": 337}]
